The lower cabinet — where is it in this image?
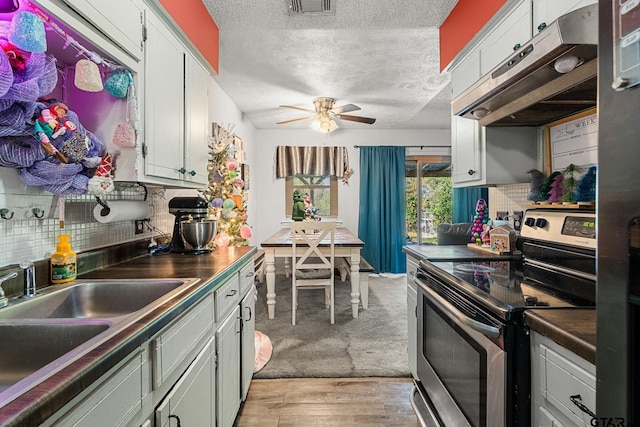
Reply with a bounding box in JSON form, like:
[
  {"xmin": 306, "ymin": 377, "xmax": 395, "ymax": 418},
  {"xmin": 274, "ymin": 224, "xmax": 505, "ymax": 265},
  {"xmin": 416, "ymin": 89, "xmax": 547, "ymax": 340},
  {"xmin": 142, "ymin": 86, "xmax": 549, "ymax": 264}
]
[
  {"xmin": 531, "ymin": 331, "xmax": 596, "ymax": 427},
  {"xmin": 155, "ymin": 336, "xmax": 216, "ymax": 426},
  {"xmin": 241, "ymin": 286, "xmax": 256, "ymax": 401},
  {"xmin": 216, "ymin": 305, "xmax": 241, "ymax": 427},
  {"xmin": 406, "ymin": 256, "xmax": 419, "ymax": 380}
]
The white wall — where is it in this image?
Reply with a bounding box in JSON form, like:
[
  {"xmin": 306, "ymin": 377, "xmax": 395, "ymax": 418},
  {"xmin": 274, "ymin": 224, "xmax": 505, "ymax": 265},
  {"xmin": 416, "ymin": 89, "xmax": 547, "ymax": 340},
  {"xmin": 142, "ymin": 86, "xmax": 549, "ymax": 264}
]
[{"xmin": 253, "ymin": 128, "xmax": 451, "ymax": 245}]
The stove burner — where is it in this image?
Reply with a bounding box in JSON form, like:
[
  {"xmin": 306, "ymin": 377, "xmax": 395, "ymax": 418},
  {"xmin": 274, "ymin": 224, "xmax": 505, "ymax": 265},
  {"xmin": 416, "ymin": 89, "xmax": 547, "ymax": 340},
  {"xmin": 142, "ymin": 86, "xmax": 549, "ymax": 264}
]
[{"xmin": 524, "ymin": 295, "xmax": 550, "ymax": 307}]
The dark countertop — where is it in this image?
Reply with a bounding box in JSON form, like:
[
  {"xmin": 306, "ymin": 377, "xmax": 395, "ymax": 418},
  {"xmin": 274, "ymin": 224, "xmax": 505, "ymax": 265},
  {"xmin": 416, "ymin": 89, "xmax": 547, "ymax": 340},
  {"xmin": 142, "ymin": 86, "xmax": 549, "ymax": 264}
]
[
  {"xmin": 0, "ymin": 246, "xmax": 255, "ymax": 427},
  {"xmin": 524, "ymin": 308, "xmax": 596, "ymax": 364},
  {"xmin": 403, "ymin": 244, "xmax": 521, "ymax": 261}
]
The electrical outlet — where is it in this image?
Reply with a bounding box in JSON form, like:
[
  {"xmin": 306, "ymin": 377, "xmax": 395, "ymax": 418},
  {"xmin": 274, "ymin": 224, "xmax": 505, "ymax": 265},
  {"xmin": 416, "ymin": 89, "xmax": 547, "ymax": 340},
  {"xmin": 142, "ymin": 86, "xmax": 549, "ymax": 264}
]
[
  {"xmin": 135, "ymin": 220, "xmax": 145, "ymax": 234},
  {"xmin": 513, "ymin": 211, "xmax": 524, "ymax": 231},
  {"xmin": 496, "ymin": 211, "xmax": 508, "ymax": 220}
]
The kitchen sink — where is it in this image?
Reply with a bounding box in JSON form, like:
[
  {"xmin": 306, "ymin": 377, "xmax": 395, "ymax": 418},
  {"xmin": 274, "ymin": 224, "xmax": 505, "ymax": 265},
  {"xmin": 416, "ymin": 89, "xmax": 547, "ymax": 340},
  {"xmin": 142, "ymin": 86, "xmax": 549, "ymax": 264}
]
[
  {"xmin": 0, "ymin": 321, "xmax": 110, "ymax": 393},
  {"xmin": 0, "ymin": 279, "xmax": 198, "ymax": 319}
]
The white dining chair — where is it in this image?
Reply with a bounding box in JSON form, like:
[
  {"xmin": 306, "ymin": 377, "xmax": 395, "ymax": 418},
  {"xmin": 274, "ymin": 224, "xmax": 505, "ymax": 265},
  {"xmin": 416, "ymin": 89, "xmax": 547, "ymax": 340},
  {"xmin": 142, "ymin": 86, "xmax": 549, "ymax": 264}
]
[{"xmin": 290, "ymin": 221, "xmax": 336, "ymax": 325}]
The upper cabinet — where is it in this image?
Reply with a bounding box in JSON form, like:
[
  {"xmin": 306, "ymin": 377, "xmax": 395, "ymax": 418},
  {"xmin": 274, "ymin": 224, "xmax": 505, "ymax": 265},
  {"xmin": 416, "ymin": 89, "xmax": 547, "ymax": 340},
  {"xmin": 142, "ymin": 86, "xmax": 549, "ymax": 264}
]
[
  {"xmin": 60, "ymin": 0, "xmax": 145, "ymax": 62},
  {"xmin": 140, "ymin": 9, "xmax": 210, "ymax": 187},
  {"xmin": 532, "ymin": 0, "xmax": 597, "ymax": 34}
]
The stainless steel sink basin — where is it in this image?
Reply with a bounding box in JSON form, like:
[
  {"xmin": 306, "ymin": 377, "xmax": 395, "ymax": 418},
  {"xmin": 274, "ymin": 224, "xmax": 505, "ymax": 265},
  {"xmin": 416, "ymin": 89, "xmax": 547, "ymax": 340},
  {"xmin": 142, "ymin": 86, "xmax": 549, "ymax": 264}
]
[
  {"xmin": 0, "ymin": 321, "xmax": 110, "ymax": 393},
  {"xmin": 0, "ymin": 279, "xmax": 197, "ymax": 319}
]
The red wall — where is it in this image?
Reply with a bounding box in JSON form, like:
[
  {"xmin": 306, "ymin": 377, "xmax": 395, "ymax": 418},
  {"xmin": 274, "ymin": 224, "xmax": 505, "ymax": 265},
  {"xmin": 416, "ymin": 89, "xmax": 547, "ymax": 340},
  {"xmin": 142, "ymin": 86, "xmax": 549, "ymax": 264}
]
[
  {"xmin": 158, "ymin": 0, "xmax": 219, "ymax": 73},
  {"xmin": 439, "ymin": 0, "xmax": 506, "ymax": 71}
]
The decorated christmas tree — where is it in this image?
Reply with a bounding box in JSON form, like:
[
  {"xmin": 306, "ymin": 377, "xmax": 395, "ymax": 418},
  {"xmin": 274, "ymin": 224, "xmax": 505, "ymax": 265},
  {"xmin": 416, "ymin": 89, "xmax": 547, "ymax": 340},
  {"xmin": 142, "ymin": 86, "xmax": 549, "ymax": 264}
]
[
  {"xmin": 199, "ymin": 124, "xmax": 252, "ymax": 247},
  {"xmin": 574, "ymin": 166, "xmax": 597, "ymax": 202},
  {"xmin": 562, "ymin": 164, "xmax": 583, "ymax": 202}
]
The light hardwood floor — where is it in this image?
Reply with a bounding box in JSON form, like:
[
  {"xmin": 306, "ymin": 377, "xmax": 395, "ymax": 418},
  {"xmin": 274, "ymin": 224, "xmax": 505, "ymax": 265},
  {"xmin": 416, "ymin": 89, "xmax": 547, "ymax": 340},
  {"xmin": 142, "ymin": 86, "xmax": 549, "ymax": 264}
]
[{"xmin": 234, "ymin": 377, "xmax": 419, "ymax": 426}]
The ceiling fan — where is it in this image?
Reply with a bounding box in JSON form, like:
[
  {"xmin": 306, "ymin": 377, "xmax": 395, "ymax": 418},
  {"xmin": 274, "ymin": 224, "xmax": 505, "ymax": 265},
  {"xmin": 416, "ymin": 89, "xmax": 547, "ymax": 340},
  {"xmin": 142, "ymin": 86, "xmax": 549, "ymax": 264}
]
[{"xmin": 276, "ymin": 97, "xmax": 376, "ymax": 133}]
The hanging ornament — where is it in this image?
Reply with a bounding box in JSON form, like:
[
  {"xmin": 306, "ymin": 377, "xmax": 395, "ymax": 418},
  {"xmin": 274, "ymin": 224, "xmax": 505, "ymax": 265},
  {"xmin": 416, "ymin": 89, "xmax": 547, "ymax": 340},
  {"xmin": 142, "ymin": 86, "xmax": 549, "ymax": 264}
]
[
  {"xmin": 104, "ymin": 69, "xmax": 130, "ymax": 98},
  {"xmin": 222, "ymin": 199, "xmax": 235, "ymax": 209},
  {"xmin": 240, "ymin": 225, "xmax": 252, "ymax": 239},
  {"xmin": 8, "ymin": 11, "xmax": 47, "ymax": 53},
  {"xmin": 74, "ymin": 59, "xmax": 103, "ymax": 92}
]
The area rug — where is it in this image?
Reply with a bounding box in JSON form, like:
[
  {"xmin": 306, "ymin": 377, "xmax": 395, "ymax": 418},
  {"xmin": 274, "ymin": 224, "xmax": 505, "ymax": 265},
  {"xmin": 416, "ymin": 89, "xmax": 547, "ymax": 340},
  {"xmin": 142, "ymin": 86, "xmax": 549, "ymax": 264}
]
[
  {"xmin": 253, "ymin": 330, "xmax": 272, "ymax": 373},
  {"xmin": 252, "ymin": 273, "xmax": 410, "ymax": 378}
]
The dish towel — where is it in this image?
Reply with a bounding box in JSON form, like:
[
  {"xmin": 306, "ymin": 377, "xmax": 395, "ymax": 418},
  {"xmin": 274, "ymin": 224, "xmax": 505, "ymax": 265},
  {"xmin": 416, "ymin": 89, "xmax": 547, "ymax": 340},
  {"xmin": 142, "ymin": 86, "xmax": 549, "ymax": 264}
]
[{"xmin": 254, "ymin": 330, "xmax": 273, "ymax": 373}]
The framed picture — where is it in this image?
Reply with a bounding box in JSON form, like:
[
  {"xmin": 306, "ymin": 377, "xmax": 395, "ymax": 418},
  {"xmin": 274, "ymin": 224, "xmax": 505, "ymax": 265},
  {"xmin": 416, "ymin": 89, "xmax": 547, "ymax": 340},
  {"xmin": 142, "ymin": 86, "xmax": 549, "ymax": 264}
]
[{"xmin": 241, "ymin": 163, "xmax": 250, "ymax": 190}]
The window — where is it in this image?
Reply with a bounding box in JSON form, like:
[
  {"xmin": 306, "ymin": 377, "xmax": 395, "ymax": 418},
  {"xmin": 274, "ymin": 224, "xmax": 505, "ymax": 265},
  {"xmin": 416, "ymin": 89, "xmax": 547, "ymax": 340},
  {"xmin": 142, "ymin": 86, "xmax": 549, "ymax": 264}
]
[
  {"xmin": 406, "ymin": 156, "xmax": 452, "ymax": 245},
  {"xmin": 285, "ymin": 175, "xmax": 338, "ymax": 217}
]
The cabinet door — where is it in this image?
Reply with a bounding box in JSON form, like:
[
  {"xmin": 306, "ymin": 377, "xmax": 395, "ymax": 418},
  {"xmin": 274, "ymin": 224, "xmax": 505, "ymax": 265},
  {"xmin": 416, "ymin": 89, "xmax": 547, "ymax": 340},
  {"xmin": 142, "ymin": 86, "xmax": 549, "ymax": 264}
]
[
  {"xmin": 144, "ymin": 11, "xmax": 185, "ymax": 181},
  {"xmin": 155, "ymin": 336, "xmax": 216, "ymax": 427},
  {"xmin": 217, "ymin": 305, "xmax": 241, "ymax": 427},
  {"xmin": 184, "ymin": 53, "xmax": 210, "ymax": 186},
  {"xmin": 406, "ymin": 257, "xmax": 419, "ymax": 380},
  {"xmin": 241, "ymin": 288, "xmax": 256, "ymax": 401},
  {"xmin": 480, "ymin": 0, "xmax": 532, "ymax": 75},
  {"xmin": 451, "ymin": 116, "xmax": 483, "ymax": 185},
  {"xmin": 451, "ymin": 49, "xmax": 480, "ymax": 98},
  {"xmin": 532, "ymin": 0, "xmax": 597, "ymax": 34},
  {"xmin": 60, "ymin": 0, "xmax": 144, "ymax": 60}
]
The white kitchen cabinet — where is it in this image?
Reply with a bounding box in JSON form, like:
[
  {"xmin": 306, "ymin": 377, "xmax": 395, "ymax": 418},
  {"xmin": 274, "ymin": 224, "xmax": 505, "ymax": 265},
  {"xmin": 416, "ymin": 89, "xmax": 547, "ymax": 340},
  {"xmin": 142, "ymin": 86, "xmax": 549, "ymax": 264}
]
[
  {"xmin": 451, "ymin": 49, "xmax": 481, "ymax": 99},
  {"xmin": 216, "ymin": 305, "xmax": 242, "ymax": 427},
  {"xmin": 60, "ymin": 0, "xmax": 145, "ymax": 61},
  {"xmin": 46, "ymin": 349, "xmax": 146, "ymax": 427},
  {"xmin": 241, "ymin": 286, "xmax": 256, "ymax": 401},
  {"xmin": 451, "ymin": 116, "xmax": 538, "ymax": 187},
  {"xmin": 155, "ymin": 336, "xmax": 216, "ymax": 427},
  {"xmin": 532, "ymin": 0, "xmax": 597, "ymax": 35},
  {"xmin": 406, "ymin": 256, "xmax": 419, "ymax": 380},
  {"xmin": 531, "ymin": 331, "xmax": 596, "ymax": 427},
  {"xmin": 142, "ymin": 9, "xmax": 210, "ymax": 188},
  {"xmin": 479, "ymin": 0, "xmax": 532, "ymax": 75}
]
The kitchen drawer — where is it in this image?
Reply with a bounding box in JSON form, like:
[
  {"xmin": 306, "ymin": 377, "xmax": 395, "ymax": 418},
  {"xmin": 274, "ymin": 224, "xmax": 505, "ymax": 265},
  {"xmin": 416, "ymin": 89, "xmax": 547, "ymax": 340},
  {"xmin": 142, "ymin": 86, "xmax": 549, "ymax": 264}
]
[
  {"xmin": 52, "ymin": 350, "xmax": 145, "ymax": 426},
  {"xmin": 239, "ymin": 260, "xmax": 255, "ymax": 296},
  {"xmin": 151, "ymin": 293, "xmax": 214, "ymax": 389},
  {"xmin": 540, "ymin": 343, "xmax": 596, "ymax": 426},
  {"xmin": 215, "ymin": 273, "xmax": 240, "ymax": 322}
]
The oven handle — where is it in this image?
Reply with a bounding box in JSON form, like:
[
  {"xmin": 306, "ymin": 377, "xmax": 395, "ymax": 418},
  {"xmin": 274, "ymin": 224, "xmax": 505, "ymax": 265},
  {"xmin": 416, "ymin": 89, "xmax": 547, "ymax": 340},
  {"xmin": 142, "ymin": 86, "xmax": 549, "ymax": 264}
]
[
  {"xmin": 419, "ymin": 279, "xmax": 501, "ymax": 339},
  {"xmin": 524, "ymin": 258, "xmax": 596, "ymax": 282}
]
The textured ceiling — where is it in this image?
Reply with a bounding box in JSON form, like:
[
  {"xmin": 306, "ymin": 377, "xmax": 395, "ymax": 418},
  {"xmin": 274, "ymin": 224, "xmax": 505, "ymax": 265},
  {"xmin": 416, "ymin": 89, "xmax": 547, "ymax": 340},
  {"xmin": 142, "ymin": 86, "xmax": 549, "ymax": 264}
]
[{"xmin": 201, "ymin": 0, "xmax": 458, "ymax": 131}]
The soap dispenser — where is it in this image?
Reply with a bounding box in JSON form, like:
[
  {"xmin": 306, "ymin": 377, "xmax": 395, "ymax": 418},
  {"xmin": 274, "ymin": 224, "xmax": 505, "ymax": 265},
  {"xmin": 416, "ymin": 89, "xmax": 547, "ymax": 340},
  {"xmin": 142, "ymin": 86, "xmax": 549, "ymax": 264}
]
[{"xmin": 51, "ymin": 234, "xmax": 77, "ymax": 283}]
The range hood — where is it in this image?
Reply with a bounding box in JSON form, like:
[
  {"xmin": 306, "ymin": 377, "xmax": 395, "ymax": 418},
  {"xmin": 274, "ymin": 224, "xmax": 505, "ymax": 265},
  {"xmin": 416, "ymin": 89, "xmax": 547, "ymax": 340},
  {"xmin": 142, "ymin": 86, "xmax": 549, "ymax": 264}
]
[{"xmin": 451, "ymin": 4, "xmax": 598, "ymax": 127}]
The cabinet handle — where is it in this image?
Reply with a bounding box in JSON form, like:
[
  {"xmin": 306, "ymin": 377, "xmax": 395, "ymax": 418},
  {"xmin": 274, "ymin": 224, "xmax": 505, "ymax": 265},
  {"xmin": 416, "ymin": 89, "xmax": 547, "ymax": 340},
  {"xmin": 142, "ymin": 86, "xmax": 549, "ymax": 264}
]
[
  {"xmin": 178, "ymin": 167, "xmax": 186, "ymax": 174},
  {"xmin": 0, "ymin": 209, "xmax": 14, "ymax": 220},
  {"xmin": 569, "ymin": 394, "xmax": 596, "ymax": 419},
  {"xmin": 189, "ymin": 170, "xmax": 196, "ymax": 176},
  {"xmin": 537, "ymin": 22, "xmax": 547, "ymax": 32},
  {"xmin": 467, "ymin": 169, "xmax": 475, "ymax": 176},
  {"xmin": 512, "ymin": 43, "xmax": 521, "ymax": 51},
  {"xmin": 245, "ymin": 306, "xmax": 252, "ymax": 321},
  {"xmin": 245, "ymin": 271, "xmax": 255, "ymax": 278},
  {"xmin": 169, "ymin": 414, "xmax": 182, "ymax": 426},
  {"xmin": 226, "ymin": 289, "xmax": 238, "ymax": 298}
]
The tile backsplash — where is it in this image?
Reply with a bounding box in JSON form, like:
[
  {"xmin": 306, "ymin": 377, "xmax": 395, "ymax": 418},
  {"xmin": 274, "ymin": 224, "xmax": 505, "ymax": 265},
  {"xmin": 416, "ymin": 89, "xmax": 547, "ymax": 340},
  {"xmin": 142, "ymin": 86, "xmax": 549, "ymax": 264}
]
[
  {"xmin": 489, "ymin": 183, "xmax": 530, "ymax": 226},
  {"xmin": 0, "ymin": 185, "xmax": 180, "ymax": 267}
]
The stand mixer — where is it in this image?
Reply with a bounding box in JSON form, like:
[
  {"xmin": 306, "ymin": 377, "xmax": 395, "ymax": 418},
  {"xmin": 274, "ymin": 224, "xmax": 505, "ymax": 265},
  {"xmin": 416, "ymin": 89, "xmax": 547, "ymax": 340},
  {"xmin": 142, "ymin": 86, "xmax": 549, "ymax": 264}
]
[{"xmin": 168, "ymin": 197, "xmax": 216, "ymax": 254}]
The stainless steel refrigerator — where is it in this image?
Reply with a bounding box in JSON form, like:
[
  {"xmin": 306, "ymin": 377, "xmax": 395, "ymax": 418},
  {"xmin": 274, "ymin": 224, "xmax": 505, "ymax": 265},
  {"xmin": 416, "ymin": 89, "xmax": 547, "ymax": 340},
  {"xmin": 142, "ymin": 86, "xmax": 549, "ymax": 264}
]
[{"xmin": 597, "ymin": 1, "xmax": 640, "ymax": 425}]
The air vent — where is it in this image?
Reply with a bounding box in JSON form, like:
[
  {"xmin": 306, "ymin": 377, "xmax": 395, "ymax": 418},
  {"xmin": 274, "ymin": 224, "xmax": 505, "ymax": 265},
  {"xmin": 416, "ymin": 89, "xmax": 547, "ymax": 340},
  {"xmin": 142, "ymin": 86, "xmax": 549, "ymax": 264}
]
[{"xmin": 288, "ymin": 0, "xmax": 334, "ymax": 15}]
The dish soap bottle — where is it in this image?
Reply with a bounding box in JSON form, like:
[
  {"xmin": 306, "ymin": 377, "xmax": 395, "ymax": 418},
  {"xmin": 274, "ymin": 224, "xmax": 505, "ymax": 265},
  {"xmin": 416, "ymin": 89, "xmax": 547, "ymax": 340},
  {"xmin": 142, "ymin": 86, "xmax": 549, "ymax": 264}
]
[{"xmin": 51, "ymin": 234, "xmax": 77, "ymax": 283}]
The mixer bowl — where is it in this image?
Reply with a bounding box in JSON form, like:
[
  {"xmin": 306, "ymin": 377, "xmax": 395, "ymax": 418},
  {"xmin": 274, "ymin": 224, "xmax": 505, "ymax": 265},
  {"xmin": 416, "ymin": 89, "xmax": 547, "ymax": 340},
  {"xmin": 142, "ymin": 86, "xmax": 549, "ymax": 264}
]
[{"xmin": 181, "ymin": 220, "xmax": 217, "ymax": 250}]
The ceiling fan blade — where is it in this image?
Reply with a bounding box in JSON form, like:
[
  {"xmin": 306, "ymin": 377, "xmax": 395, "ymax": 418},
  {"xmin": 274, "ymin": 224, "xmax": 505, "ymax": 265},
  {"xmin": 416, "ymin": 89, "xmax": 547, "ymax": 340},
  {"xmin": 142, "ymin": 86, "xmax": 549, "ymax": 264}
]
[
  {"xmin": 330, "ymin": 103, "xmax": 360, "ymax": 114},
  {"xmin": 336, "ymin": 114, "xmax": 376, "ymax": 124},
  {"xmin": 276, "ymin": 115, "xmax": 315, "ymax": 125},
  {"xmin": 280, "ymin": 105, "xmax": 316, "ymax": 113}
]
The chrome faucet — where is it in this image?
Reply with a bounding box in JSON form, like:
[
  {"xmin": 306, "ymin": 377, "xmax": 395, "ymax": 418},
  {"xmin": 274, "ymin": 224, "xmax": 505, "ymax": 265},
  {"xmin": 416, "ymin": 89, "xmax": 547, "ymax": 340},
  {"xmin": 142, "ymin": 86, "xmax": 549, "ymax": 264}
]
[
  {"xmin": 20, "ymin": 261, "xmax": 36, "ymax": 298},
  {"xmin": 0, "ymin": 271, "xmax": 18, "ymax": 308}
]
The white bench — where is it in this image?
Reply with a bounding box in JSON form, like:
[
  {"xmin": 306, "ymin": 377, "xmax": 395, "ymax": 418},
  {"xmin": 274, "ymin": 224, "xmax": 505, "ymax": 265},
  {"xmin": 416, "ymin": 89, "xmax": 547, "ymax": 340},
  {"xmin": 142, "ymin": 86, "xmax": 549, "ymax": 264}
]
[{"xmin": 339, "ymin": 257, "xmax": 374, "ymax": 309}]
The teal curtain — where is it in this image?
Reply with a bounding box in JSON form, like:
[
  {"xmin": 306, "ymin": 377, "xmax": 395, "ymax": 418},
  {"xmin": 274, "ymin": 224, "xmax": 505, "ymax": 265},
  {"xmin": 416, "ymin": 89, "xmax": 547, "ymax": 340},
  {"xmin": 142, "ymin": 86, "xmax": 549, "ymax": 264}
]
[
  {"xmin": 358, "ymin": 146, "xmax": 406, "ymax": 273},
  {"xmin": 452, "ymin": 187, "xmax": 488, "ymax": 223}
]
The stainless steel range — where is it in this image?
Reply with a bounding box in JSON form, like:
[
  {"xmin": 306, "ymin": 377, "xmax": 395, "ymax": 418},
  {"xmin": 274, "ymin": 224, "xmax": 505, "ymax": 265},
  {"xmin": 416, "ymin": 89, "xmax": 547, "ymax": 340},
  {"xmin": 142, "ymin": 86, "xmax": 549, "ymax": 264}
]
[{"xmin": 411, "ymin": 208, "xmax": 596, "ymax": 427}]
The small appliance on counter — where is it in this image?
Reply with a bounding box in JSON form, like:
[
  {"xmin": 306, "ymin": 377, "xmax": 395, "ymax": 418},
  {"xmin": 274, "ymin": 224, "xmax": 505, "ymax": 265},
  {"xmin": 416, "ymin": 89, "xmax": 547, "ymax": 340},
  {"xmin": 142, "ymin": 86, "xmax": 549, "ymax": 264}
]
[{"xmin": 168, "ymin": 197, "xmax": 216, "ymax": 254}]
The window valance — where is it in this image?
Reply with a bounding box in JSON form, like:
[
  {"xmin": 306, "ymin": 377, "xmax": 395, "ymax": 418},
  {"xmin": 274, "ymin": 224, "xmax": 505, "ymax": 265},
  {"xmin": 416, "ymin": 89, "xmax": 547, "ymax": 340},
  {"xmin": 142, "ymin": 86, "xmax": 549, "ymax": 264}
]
[{"xmin": 275, "ymin": 146, "xmax": 349, "ymax": 178}]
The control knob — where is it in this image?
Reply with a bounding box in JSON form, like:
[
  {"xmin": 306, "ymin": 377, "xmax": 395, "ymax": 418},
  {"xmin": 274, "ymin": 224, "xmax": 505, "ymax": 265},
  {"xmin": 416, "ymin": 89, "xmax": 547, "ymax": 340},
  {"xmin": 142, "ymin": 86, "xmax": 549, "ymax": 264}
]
[
  {"xmin": 524, "ymin": 217, "xmax": 536, "ymax": 227},
  {"xmin": 535, "ymin": 218, "xmax": 548, "ymax": 228}
]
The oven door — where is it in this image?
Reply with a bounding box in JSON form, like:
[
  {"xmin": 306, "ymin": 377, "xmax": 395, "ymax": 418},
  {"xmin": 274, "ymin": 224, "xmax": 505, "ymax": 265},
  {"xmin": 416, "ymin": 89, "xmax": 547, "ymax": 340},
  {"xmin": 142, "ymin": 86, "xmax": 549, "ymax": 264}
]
[{"xmin": 416, "ymin": 271, "xmax": 506, "ymax": 427}]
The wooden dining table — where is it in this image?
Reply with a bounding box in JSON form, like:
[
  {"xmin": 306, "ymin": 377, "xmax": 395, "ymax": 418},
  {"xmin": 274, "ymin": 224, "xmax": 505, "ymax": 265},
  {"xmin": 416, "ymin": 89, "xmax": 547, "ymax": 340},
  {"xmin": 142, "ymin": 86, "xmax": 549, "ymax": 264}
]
[{"xmin": 260, "ymin": 226, "xmax": 365, "ymax": 320}]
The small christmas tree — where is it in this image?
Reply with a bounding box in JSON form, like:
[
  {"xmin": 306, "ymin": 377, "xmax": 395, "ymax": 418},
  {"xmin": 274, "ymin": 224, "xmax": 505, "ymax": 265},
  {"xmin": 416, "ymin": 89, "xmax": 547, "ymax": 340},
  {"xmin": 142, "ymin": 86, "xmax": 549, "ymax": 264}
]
[
  {"xmin": 539, "ymin": 171, "xmax": 561, "ymax": 201},
  {"xmin": 574, "ymin": 166, "xmax": 597, "ymax": 202},
  {"xmin": 470, "ymin": 198, "xmax": 489, "ymax": 244},
  {"xmin": 547, "ymin": 174, "xmax": 565, "ymax": 202},
  {"xmin": 199, "ymin": 124, "xmax": 252, "ymax": 247},
  {"xmin": 562, "ymin": 164, "xmax": 583, "ymax": 202}
]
